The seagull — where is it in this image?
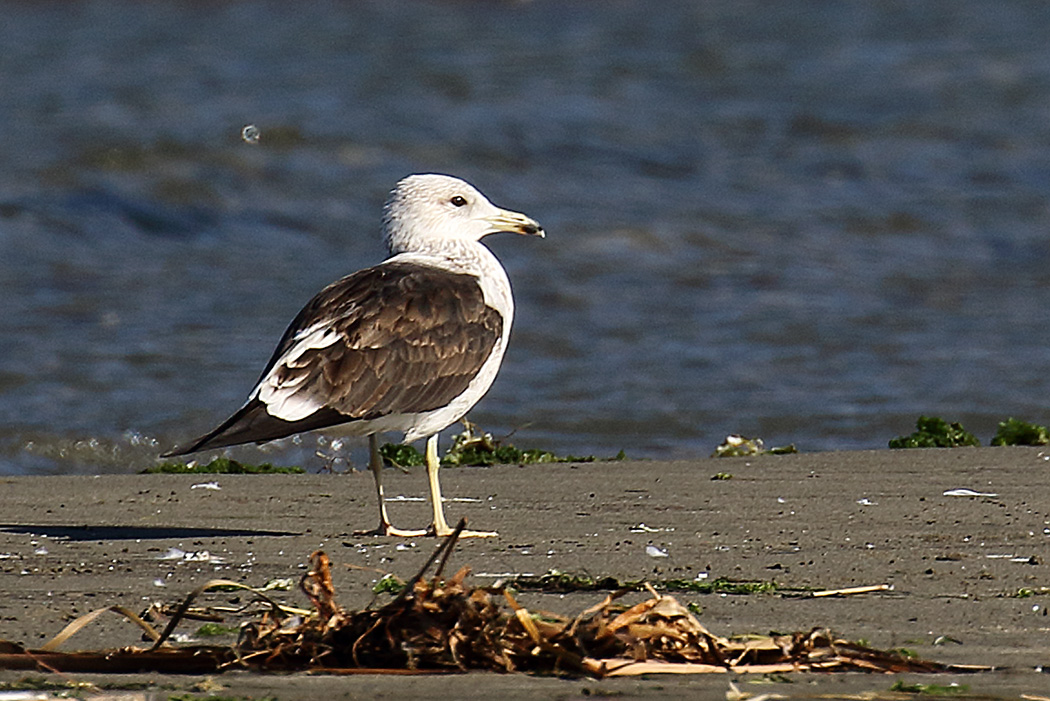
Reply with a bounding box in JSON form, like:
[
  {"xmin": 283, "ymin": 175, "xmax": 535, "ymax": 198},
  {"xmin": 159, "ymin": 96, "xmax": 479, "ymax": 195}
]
[{"xmin": 162, "ymin": 174, "xmax": 543, "ymax": 538}]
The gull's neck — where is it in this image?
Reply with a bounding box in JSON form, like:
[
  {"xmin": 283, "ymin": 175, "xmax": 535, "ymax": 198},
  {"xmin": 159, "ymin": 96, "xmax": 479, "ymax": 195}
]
[{"xmin": 386, "ymin": 237, "xmax": 496, "ymax": 275}]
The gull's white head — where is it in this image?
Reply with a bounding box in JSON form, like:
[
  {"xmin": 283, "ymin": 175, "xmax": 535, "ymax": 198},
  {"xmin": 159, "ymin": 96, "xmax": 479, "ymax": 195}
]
[{"xmin": 382, "ymin": 173, "xmax": 544, "ymax": 255}]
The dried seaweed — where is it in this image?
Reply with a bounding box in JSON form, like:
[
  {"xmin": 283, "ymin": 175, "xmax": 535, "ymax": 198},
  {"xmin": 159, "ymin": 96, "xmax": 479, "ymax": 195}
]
[
  {"xmin": 381, "ymin": 420, "xmax": 626, "ymax": 468},
  {"xmin": 991, "ymin": 417, "xmax": 1050, "ymax": 446},
  {"xmin": 889, "ymin": 416, "xmax": 980, "ymax": 449},
  {"xmin": 712, "ymin": 434, "xmax": 797, "ymax": 457},
  {"xmin": 0, "ymin": 523, "xmax": 991, "ymax": 678},
  {"xmin": 507, "ymin": 570, "xmax": 783, "ymax": 595},
  {"xmin": 224, "ymin": 543, "xmax": 987, "ymax": 677},
  {"xmin": 142, "ymin": 457, "xmax": 304, "ymax": 474}
]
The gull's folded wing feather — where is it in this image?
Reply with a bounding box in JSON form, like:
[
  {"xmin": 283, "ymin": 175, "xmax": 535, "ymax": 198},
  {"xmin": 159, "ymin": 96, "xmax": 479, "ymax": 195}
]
[{"xmin": 162, "ymin": 261, "xmax": 502, "ymax": 456}]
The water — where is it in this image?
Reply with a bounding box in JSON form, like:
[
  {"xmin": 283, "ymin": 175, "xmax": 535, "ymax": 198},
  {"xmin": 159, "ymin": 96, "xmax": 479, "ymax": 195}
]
[{"xmin": 3, "ymin": 1, "xmax": 1050, "ymax": 475}]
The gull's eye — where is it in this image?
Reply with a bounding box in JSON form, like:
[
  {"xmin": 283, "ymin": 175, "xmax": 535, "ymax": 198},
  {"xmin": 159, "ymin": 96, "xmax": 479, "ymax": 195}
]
[{"xmin": 450, "ymin": 195, "xmax": 468, "ymax": 207}]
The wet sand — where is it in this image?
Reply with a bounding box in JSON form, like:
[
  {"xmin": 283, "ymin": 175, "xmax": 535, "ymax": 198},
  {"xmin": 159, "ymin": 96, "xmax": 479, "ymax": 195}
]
[{"xmin": 2, "ymin": 447, "xmax": 1049, "ymax": 699}]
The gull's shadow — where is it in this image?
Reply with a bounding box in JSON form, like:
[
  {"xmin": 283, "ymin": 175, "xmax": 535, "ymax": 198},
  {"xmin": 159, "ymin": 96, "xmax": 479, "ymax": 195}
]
[{"xmin": 0, "ymin": 524, "xmax": 300, "ymax": 541}]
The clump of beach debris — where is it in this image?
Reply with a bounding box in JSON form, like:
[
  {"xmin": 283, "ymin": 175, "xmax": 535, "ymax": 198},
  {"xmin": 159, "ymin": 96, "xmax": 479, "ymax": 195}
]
[
  {"xmin": 0, "ymin": 522, "xmax": 986, "ymax": 679},
  {"xmin": 712, "ymin": 434, "xmax": 797, "ymax": 458}
]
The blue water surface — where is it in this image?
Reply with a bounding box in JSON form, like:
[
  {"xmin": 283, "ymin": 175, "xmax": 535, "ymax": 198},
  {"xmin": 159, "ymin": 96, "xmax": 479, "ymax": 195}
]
[{"xmin": 2, "ymin": 1, "xmax": 1049, "ymax": 474}]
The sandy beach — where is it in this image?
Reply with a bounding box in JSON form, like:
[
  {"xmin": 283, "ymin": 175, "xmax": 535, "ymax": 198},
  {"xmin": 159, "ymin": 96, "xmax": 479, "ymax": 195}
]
[{"xmin": 2, "ymin": 447, "xmax": 1049, "ymax": 698}]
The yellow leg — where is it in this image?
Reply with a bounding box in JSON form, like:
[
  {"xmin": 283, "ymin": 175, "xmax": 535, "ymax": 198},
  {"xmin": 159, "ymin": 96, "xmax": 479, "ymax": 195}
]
[
  {"xmin": 425, "ymin": 434, "xmax": 497, "ymax": 538},
  {"xmin": 353, "ymin": 434, "xmax": 427, "ymax": 537}
]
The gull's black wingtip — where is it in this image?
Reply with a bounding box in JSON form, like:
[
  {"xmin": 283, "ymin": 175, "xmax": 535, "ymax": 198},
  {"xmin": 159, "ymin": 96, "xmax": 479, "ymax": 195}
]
[
  {"xmin": 158, "ymin": 445, "xmax": 187, "ymax": 459},
  {"xmin": 159, "ymin": 401, "xmax": 354, "ymax": 461}
]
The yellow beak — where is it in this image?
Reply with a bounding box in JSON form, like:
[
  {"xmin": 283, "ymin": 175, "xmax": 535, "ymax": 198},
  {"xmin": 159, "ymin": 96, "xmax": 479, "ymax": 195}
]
[{"xmin": 484, "ymin": 208, "xmax": 545, "ymax": 238}]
